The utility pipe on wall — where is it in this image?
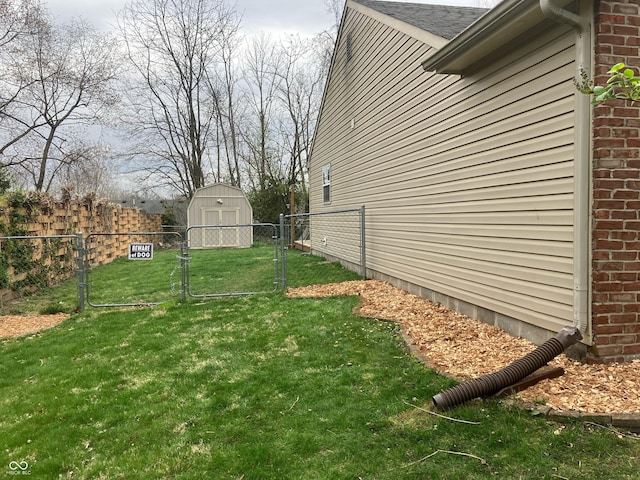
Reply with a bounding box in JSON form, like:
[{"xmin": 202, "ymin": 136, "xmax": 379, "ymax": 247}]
[{"xmin": 540, "ymin": 0, "xmax": 591, "ymax": 335}]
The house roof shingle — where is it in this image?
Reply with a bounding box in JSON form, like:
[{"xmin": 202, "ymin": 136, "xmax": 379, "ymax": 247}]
[{"xmin": 354, "ymin": 0, "xmax": 489, "ymax": 40}]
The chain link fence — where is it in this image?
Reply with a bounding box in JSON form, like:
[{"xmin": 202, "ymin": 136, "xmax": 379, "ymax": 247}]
[
  {"xmin": 184, "ymin": 223, "xmax": 281, "ymax": 297},
  {"xmin": 82, "ymin": 232, "xmax": 185, "ymax": 308},
  {"xmin": 282, "ymin": 207, "xmax": 366, "ymax": 288},
  {"xmin": 0, "ymin": 234, "xmax": 79, "ymax": 315},
  {"xmin": 0, "ymin": 207, "xmax": 366, "ymax": 315}
]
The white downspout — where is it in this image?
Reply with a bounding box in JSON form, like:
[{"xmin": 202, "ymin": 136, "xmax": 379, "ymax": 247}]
[{"xmin": 540, "ymin": 0, "xmax": 591, "ymax": 335}]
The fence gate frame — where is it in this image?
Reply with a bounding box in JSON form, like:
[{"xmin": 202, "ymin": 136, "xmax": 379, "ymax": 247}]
[
  {"xmin": 81, "ymin": 231, "xmax": 185, "ymax": 309},
  {"xmin": 183, "ymin": 222, "xmax": 282, "ymax": 298}
]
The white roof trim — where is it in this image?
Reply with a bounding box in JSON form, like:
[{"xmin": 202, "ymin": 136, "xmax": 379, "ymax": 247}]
[{"xmin": 421, "ymin": 0, "xmax": 575, "ymax": 74}]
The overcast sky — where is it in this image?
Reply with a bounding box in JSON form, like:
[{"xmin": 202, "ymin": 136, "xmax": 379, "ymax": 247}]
[
  {"xmin": 45, "ymin": 0, "xmax": 483, "ymax": 36},
  {"xmin": 45, "ymin": 0, "xmax": 334, "ymax": 35}
]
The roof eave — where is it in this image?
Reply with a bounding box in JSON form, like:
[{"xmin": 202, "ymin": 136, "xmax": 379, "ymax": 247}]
[
  {"xmin": 350, "ymin": 0, "xmax": 449, "ymax": 48},
  {"xmin": 421, "ymin": 0, "xmax": 573, "ymax": 74}
]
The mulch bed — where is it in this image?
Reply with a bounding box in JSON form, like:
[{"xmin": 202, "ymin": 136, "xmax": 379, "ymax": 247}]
[
  {"xmin": 0, "ymin": 313, "xmax": 69, "ymax": 339},
  {"xmin": 287, "ymin": 279, "xmax": 640, "ymax": 415}
]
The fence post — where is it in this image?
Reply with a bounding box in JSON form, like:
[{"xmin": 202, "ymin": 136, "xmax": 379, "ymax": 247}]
[
  {"xmin": 76, "ymin": 232, "xmax": 85, "ymax": 312},
  {"xmin": 360, "ymin": 205, "xmax": 366, "ymax": 279},
  {"xmin": 279, "ymin": 214, "xmax": 287, "ymax": 289},
  {"xmin": 180, "ymin": 239, "xmax": 187, "ymax": 302}
]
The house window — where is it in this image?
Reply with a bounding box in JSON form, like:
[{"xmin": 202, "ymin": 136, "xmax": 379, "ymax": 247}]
[{"xmin": 322, "ymin": 164, "xmax": 331, "ymax": 204}]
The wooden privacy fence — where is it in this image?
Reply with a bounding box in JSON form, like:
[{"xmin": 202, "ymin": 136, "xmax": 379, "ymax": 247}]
[
  {"xmin": 0, "ymin": 193, "xmax": 161, "ymax": 239},
  {"xmin": 0, "ymin": 192, "xmax": 162, "ymax": 303}
]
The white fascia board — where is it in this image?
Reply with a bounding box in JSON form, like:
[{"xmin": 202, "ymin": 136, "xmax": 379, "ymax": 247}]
[{"xmin": 421, "ymin": 0, "xmax": 574, "ymax": 74}]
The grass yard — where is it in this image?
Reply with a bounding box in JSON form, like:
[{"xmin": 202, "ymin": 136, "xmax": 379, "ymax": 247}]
[
  {"xmin": 85, "ymin": 249, "xmax": 184, "ymax": 306},
  {"xmin": 84, "ymin": 243, "xmax": 359, "ymax": 306},
  {"xmin": 187, "ymin": 244, "xmax": 280, "ymax": 296},
  {"xmin": 1, "ymin": 251, "xmax": 639, "ymax": 478}
]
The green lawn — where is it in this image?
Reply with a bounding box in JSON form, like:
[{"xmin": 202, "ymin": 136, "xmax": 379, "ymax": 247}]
[
  {"xmin": 83, "ymin": 244, "xmax": 359, "ymax": 306},
  {"xmin": 1, "ymin": 253, "xmax": 639, "ymax": 479}
]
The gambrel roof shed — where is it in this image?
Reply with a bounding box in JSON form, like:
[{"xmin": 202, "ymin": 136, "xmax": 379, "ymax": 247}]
[
  {"xmin": 187, "ymin": 183, "xmax": 253, "ymax": 248},
  {"xmin": 309, "ymin": 0, "xmax": 640, "ymax": 363}
]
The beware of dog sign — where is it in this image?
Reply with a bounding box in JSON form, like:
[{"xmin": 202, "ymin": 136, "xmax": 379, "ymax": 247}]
[{"xmin": 128, "ymin": 243, "xmax": 153, "ymax": 260}]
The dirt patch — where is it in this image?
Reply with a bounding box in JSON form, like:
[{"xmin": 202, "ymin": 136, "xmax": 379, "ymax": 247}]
[
  {"xmin": 0, "ymin": 313, "xmax": 69, "ymax": 339},
  {"xmin": 287, "ymin": 279, "xmax": 640, "ymax": 415}
]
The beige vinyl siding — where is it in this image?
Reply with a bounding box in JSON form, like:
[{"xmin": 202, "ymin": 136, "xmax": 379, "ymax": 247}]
[
  {"xmin": 309, "ymin": 214, "xmax": 362, "ymax": 267},
  {"xmin": 309, "ymin": 7, "xmax": 575, "ymax": 333}
]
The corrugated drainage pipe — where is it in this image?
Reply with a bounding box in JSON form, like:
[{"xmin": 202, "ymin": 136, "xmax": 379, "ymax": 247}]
[{"xmin": 432, "ymin": 326, "xmax": 582, "ymax": 410}]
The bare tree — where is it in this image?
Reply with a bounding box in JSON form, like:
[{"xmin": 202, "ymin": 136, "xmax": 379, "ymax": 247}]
[
  {"xmin": 0, "ymin": 0, "xmax": 25, "ymax": 48},
  {"xmin": 323, "ymin": 0, "xmax": 344, "ymax": 33},
  {"xmin": 118, "ymin": 0, "xmax": 238, "ymax": 200},
  {"xmin": 115, "ymin": 0, "xmax": 335, "ymax": 201},
  {"xmin": 241, "ymin": 33, "xmax": 284, "ymax": 190},
  {"xmin": 49, "ymin": 142, "xmax": 119, "ymax": 198},
  {"xmin": 0, "ymin": 0, "xmax": 48, "ymax": 152},
  {"xmin": 0, "ymin": 0, "xmax": 46, "ymax": 64},
  {"xmin": 207, "ymin": 7, "xmax": 243, "ymax": 187},
  {"xmin": 1, "ymin": 16, "xmax": 119, "ymax": 191},
  {"xmin": 275, "ymin": 34, "xmax": 330, "ymax": 195}
]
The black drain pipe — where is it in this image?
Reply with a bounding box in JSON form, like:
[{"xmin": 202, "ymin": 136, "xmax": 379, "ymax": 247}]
[{"xmin": 432, "ymin": 326, "xmax": 582, "ymax": 410}]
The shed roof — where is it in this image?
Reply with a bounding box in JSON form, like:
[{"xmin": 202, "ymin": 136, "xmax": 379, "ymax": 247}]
[
  {"xmin": 353, "ymin": 0, "xmax": 488, "ymax": 40},
  {"xmin": 192, "ymin": 183, "xmax": 247, "ymax": 196}
]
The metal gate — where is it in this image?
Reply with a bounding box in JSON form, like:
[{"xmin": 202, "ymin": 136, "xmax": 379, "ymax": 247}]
[
  {"xmin": 183, "ymin": 223, "xmax": 282, "ymax": 297},
  {"xmin": 76, "ymin": 209, "xmax": 364, "ymax": 308},
  {"xmin": 82, "ymin": 231, "xmax": 184, "ymax": 308},
  {"xmin": 79, "ymin": 225, "xmax": 283, "ymax": 307}
]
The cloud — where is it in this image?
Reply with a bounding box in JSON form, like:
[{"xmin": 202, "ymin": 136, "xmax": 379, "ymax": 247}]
[{"xmin": 46, "ymin": 0, "xmax": 334, "ymax": 36}]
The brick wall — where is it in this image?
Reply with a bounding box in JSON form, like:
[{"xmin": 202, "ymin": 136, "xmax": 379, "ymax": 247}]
[{"xmin": 592, "ymin": 0, "xmax": 640, "ymax": 361}]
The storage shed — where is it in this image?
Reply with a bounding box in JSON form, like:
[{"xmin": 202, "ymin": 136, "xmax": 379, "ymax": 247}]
[{"xmin": 187, "ymin": 183, "xmax": 253, "ymax": 248}]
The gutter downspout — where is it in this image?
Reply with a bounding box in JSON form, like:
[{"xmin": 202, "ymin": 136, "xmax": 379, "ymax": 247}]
[{"xmin": 540, "ymin": 0, "xmax": 590, "ymax": 335}]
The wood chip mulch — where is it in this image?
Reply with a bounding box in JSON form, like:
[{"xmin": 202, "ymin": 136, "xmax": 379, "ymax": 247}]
[
  {"xmin": 0, "ymin": 313, "xmax": 69, "ymax": 339},
  {"xmin": 286, "ymin": 279, "xmax": 640, "ymax": 415}
]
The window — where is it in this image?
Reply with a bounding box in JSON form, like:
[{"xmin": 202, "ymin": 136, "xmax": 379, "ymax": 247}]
[{"xmin": 322, "ymin": 164, "xmax": 331, "ymax": 204}]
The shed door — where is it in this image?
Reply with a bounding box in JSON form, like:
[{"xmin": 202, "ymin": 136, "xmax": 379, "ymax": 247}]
[{"xmin": 202, "ymin": 209, "xmax": 239, "ymax": 247}]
